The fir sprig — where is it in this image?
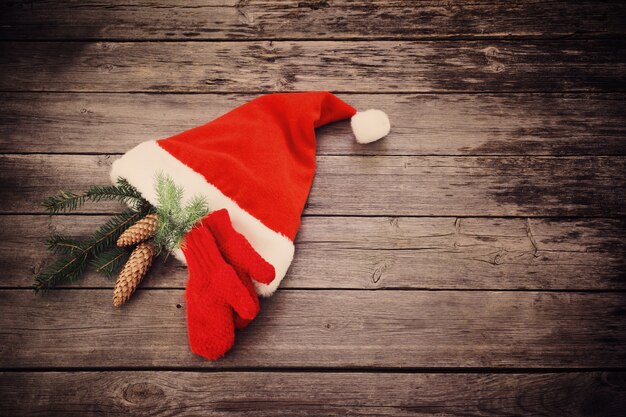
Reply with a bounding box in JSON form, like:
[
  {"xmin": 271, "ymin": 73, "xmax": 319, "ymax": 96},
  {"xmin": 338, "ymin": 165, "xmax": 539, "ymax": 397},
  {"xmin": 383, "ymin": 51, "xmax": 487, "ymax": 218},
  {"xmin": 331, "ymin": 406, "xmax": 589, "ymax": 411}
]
[
  {"xmin": 34, "ymin": 174, "xmax": 207, "ymax": 291},
  {"xmin": 89, "ymin": 209, "xmax": 148, "ymax": 257},
  {"xmin": 42, "ymin": 178, "xmax": 146, "ymax": 214},
  {"xmin": 34, "ymin": 207, "xmax": 150, "ymax": 292},
  {"xmin": 47, "ymin": 234, "xmax": 83, "ymax": 255},
  {"xmin": 91, "ymin": 247, "xmax": 129, "ymax": 279},
  {"xmin": 152, "ymin": 173, "xmax": 210, "ymax": 254},
  {"xmin": 34, "ymin": 253, "xmax": 90, "ymax": 292}
]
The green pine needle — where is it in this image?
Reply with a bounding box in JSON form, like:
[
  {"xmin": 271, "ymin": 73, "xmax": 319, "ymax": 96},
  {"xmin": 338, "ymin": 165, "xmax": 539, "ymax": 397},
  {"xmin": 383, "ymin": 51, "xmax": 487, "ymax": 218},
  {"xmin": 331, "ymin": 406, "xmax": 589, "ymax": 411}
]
[
  {"xmin": 34, "ymin": 174, "xmax": 207, "ymax": 291},
  {"xmin": 152, "ymin": 173, "xmax": 210, "ymax": 253},
  {"xmin": 33, "ymin": 252, "xmax": 89, "ymax": 292},
  {"xmin": 42, "ymin": 178, "xmax": 146, "ymax": 214},
  {"xmin": 91, "ymin": 247, "xmax": 129, "ymax": 279},
  {"xmin": 34, "ymin": 206, "xmax": 151, "ymax": 292},
  {"xmin": 88, "ymin": 209, "xmax": 147, "ymax": 257},
  {"xmin": 42, "ymin": 191, "xmax": 85, "ymax": 213},
  {"xmin": 46, "ymin": 234, "xmax": 84, "ymax": 255}
]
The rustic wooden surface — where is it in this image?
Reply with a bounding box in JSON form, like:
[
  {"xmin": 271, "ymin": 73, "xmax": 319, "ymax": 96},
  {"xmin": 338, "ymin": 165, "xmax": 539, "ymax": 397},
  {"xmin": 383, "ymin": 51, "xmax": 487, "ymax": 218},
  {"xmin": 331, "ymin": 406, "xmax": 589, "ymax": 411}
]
[
  {"xmin": 3, "ymin": 154, "xmax": 626, "ymax": 216},
  {"xmin": 2, "ymin": 40, "xmax": 626, "ymax": 93},
  {"xmin": 2, "ymin": 93, "xmax": 626, "ymax": 155},
  {"xmin": 3, "ymin": 290, "xmax": 626, "ymax": 368},
  {"xmin": 2, "ymin": 215, "xmax": 625, "ymax": 290},
  {"xmin": 1, "ymin": 372, "xmax": 625, "ymax": 417},
  {"xmin": 1, "ymin": 1, "xmax": 625, "ymax": 416},
  {"xmin": 2, "ymin": 1, "xmax": 625, "ymax": 40}
]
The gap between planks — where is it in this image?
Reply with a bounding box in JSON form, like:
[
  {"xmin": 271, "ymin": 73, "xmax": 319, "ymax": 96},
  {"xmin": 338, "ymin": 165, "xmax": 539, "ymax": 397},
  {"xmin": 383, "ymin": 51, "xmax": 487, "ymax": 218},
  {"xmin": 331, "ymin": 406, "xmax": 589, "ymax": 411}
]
[
  {"xmin": 1, "ymin": 0, "xmax": 624, "ymax": 41},
  {"xmin": 3, "ymin": 92, "xmax": 625, "ymax": 156},
  {"xmin": 2, "ymin": 289, "xmax": 625, "ymax": 368},
  {"xmin": 2, "ymin": 371, "xmax": 624, "ymax": 417},
  {"xmin": 3, "ymin": 155, "xmax": 625, "ymax": 216},
  {"xmin": 4, "ymin": 215, "xmax": 624, "ymax": 290},
  {"xmin": 1, "ymin": 40, "xmax": 625, "ymax": 93},
  {"xmin": 3, "ymin": 35, "xmax": 625, "ymax": 42},
  {"xmin": 1, "ymin": 367, "xmax": 625, "ymax": 373}
]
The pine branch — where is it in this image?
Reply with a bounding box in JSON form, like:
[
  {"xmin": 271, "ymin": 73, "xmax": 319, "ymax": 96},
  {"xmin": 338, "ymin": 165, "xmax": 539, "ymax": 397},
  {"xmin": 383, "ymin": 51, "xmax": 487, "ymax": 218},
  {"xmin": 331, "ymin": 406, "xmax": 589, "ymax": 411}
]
[
  {"xmin": 33, "ymin": 252, "xmax": 89, "ymax": 292},
  {"xmin": 152, "ymin": 173, "xmax": 209, "ymax": 253},
  {"xmin": 42, "ymin": 178, "xmax": 147, "ymax": 214},
  {"xmin": 86, "ymin": 180, "xmax": 145, "ymax": 206},
  {"xmin": 42, "ymin": 191, "xmax": 87, "ymax": 214},
  {"xmin": 183, "ymin": 196, "xmax": 211, "ymax": 229},
  {"xmin": 34, "ymin": 207, "xmax": 150, "ymax": 291},
  {"xmin": 46, "ymin": 234, "xmax": 84, "ymax": 255},
  {"xmin": 91, "ymin": 247, "xmax": 129, "ymax": 279},
  {"xmin": 88, "ymin": 208, "xmax": 147, "ymax": 257}
]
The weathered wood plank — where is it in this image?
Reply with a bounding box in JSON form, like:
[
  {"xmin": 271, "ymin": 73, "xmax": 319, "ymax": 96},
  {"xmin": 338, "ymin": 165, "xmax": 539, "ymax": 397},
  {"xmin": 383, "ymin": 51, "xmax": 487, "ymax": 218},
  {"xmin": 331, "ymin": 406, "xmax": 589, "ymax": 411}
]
[
  {"xmin": 2, "ymin": 215, "xmax": 624, "ymax": 290},
  {"xmin": 1, "ymin": 1, "xmax": 624, "ymax": 41},
  {"xmin": 1, "ymin": 154, "xmax": 624, "ymax": 216},
  {"xmin": 2, "ymin": 92, "xmax": 625, "ymax": 155},
  {"xmin": 1, "ymin": 40, "xmax": 625, "ymax": 92},
  {"xmin": 2, "ymin": 290, "xmax": 625, "ymax": 368},
  {"xmin": 1, "ymin": 371, "xmax": 624, "ymax": 417}
]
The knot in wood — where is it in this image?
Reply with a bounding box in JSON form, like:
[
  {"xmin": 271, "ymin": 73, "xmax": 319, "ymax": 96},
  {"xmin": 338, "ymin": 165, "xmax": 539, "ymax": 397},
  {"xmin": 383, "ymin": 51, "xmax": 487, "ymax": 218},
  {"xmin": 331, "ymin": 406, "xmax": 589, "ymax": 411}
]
[
  {"xmin": 491, "ymin": 249, "xmax": 507, "ymax": 265},
  {"xmin": 372, "ymin": 260, "xmax": 392, "ymax": 284},
  {"xmin": 100, "ymin": 63, "xmax": 115, "ymax": 72},
  {"xmin": 298, "ymin": 0, "xmax": 330, "ymax": 10},
  {"xmin": 484, "ymin": 46, "xmax": 500, "ymax": 58},
  {"xmin": 483, "ymin": 46, "xmax": 505, "ymax": 73},
  {"xmin": 122, "ymin": 382, "xmax": 164, "ymax": 405}
]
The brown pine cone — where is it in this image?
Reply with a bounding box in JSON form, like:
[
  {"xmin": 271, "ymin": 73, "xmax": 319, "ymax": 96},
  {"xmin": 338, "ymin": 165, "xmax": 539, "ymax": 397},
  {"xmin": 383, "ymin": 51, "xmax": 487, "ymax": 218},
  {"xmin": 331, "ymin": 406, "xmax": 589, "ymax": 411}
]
[
  {"xmin": 113, "ymin": 242, "xmax": 155, "ymax": 307},
  {"xmin": 117, "ymin": 213, "xmax": 159, "ymax": 247}
]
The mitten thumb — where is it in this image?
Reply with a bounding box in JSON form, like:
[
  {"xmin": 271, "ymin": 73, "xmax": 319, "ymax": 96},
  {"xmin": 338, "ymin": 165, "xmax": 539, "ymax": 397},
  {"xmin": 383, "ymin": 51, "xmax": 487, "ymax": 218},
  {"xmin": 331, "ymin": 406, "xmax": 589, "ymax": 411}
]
[{"xmin": 203, "ymin": 209, "xmax": 275, "ymax": 285}]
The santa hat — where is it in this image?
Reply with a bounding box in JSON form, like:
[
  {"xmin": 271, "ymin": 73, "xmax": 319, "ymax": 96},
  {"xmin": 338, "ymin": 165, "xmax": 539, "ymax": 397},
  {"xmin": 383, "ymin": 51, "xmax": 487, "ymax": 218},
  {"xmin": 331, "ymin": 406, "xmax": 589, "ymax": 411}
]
[{"xmin": 110, "ymin": 92, "xmax": 390, "ymax": 296}]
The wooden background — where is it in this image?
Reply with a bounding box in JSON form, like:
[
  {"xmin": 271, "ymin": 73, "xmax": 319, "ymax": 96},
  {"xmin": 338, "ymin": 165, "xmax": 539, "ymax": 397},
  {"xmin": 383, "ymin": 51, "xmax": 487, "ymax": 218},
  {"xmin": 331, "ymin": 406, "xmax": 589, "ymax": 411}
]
[{"xmin": 1, "ymin": 1, "xmax": 626, "ymax": 416}]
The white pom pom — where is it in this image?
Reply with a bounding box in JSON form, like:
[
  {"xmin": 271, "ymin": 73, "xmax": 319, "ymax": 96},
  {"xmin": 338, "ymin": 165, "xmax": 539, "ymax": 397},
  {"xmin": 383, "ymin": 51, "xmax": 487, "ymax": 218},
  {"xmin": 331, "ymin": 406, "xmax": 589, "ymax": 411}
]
[{"xmin": 351, "ymin": 109, "xmax": 391, "ymax": 144}]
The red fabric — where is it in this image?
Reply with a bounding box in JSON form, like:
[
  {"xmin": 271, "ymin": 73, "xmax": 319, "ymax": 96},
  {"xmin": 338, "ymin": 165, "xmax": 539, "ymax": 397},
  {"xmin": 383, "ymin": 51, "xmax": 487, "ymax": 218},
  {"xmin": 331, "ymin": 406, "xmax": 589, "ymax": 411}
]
[
  {"xmin": 183, "ymin": 209, "xmax": 275, "ymax": 360},
  {"xmin": 232, "ymin": 275, "xmax": 257, "ymax": 330},
  {"xmin": 158, "ymin": 92, "xmax": 356, "ymax": 240},
  {"xmin": 201, "ymin": 209, "xmax": 275, "ymax": 330}
]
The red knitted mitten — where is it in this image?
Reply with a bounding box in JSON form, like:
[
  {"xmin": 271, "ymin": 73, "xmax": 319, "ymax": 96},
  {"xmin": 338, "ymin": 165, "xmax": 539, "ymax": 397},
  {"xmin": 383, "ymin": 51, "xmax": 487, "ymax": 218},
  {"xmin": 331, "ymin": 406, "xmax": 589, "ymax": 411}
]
[
  {"xmin": 232, "ymin": 272, "xmax": 258, "ymax": 330},
  {"xmin": 202, "ymin": 209, "xmax": 275, "ymax": 329},
  {"xmin": 202, "ymin": 209, "xmax": 275, "ymax": 285},
  {"xmin": 183, "ymin": 225, "xmax": 260, "ymax": 360}
]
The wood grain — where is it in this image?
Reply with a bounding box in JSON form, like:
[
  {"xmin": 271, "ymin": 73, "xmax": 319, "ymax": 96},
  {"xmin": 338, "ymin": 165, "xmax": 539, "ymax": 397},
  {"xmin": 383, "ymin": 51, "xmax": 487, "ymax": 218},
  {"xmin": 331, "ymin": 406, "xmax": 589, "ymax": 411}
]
[
  {"xmin": 1, "ymin": 154, "xmax": 624, "ymax": 216},
  {"xmin": 2, "ymin": 92, "xmax": 625, "ymax": 155},
  {"xmin": 1, "ymin": 40, "xmax": 625, "ymax": 92},
  {"xmin": 1, "ymin": 0, "xmax": 625, "ymax": 414},
  {"xmin": 1, "ymin": 1, "xmax": 624, "ymax": 41},
  {"xmin": 1, "ymin": 371, "xmax": 624, "ymax": 417},
  {"xmin": 3, "ymin": 215, "xmax": 624, "ymax": 290},
  {"xmin": 2, "ymin": 289, "xmax": 625, "ymax": 368}
]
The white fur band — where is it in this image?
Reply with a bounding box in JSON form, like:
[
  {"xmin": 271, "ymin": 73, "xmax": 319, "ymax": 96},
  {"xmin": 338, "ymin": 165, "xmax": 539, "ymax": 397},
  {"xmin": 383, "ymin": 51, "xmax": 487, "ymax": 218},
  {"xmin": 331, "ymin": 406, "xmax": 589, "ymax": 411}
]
[{"xmin": 110, "ymin": 140, "xmax": 294, "ymax": 297}]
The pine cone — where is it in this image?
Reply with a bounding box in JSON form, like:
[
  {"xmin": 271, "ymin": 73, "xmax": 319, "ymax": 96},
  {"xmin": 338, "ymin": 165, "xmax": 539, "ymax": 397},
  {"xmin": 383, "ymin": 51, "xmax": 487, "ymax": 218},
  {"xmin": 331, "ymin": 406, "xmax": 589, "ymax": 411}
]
[
  {"xmin": 113, "ymin": 242, "xmax": 155, "ymax": 307},
  {"xmin": 117, "ymin": 213, "xmax": 159, "ymax": 247}
]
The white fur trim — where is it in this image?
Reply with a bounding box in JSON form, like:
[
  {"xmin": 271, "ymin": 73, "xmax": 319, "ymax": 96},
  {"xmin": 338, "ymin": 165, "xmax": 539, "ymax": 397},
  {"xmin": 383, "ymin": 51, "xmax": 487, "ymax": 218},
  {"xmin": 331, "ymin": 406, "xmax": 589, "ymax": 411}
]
[
  {"xmin": 351, "ymin": 109, "xmax": 391, "ymax": 144},
  {"xmin": 110, "ymin": 141, "xmax": 294, "ymax": 297}
]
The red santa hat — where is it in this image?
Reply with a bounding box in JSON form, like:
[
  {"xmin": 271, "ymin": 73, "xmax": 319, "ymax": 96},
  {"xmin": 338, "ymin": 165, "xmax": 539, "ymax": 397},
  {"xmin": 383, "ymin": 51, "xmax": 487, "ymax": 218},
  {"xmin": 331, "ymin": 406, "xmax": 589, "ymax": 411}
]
[{"xmin": 110, "ymin": 92, "xmax": 390, "ymax": 296}]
